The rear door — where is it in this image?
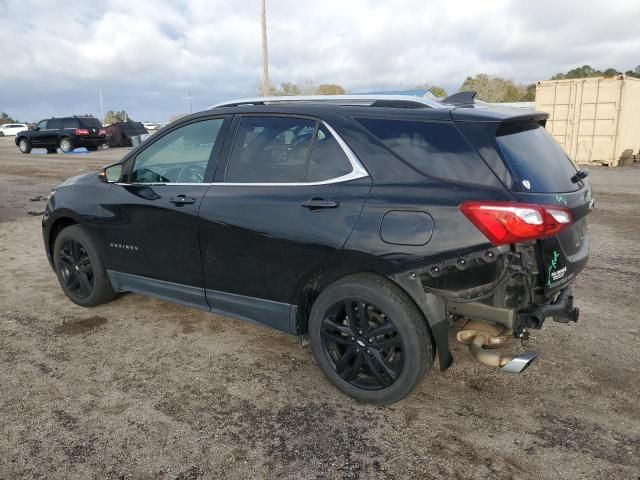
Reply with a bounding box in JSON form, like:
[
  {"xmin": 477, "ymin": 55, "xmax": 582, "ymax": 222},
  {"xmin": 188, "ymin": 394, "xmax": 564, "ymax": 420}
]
[
  {"xmin": 198, "ymin": 114, "xmax": 372, "ymax": 332},
  {"xmin": 102, "ymin": 116, "xmax": 230, "ymax": 308},
  {"xmin": 492, "ymin": 120, "xmax": 593, "ymax": 292}
]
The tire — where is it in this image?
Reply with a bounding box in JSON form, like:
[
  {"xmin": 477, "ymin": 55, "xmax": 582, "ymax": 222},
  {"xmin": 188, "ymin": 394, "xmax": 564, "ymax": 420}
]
[
  {"xmin": 0, "ymin": 131, "xmax": 4, "ymax": 137},
  {"xmin": 59, "ymin": 137, "xmax": 74, "ymax": 153},
  {"xmin": 308, "ymin": 273, "xmax": 433, "ymax": 404},
  {"xmin": 53, "ymin": 225, "xmax": 117, "ymax": 307},
  {"xmin": 17, "ymin": 137, "xmax": 32, "ymax": 154},
  {"xmin": 46, "ymin": 147, "xmax": 57, "ymax": 154}
]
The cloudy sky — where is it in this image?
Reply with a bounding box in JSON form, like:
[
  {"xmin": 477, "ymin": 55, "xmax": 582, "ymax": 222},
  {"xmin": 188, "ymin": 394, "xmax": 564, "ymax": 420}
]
[{"xmin": 1, "ymin": 0, "xmax": 639, "ymax": 122}]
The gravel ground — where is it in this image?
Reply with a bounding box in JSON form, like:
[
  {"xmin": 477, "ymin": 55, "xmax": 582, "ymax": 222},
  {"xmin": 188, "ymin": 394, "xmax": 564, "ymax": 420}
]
[{"xmin": 0, "ymin": 136, "xmax": 638, "ymax": 479}]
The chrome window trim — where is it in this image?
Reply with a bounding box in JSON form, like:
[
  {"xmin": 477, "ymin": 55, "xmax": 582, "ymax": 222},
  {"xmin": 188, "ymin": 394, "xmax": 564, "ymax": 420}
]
[{"xmin": 117, "ymin": 121, "xmax": 369, "ymax": 187}]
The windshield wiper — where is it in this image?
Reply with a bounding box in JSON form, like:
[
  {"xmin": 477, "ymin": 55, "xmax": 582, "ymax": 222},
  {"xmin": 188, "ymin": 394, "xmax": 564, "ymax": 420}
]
[{"xmin": 571, "ymin": 169, "xmax": 589, "ymax": 183}]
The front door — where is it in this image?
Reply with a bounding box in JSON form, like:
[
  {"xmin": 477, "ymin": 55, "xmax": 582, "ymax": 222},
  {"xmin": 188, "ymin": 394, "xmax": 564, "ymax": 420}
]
[
  {"xmin": 102, "ymin": 116, "xmax": 229, "ymax": 309},
  {"xmin": 31, "ymin": 119, "xmax": 55, "ymax": 146},
  {"xmin": 198, "ymin": 115, "xmax": 372, "ymax": 331}
]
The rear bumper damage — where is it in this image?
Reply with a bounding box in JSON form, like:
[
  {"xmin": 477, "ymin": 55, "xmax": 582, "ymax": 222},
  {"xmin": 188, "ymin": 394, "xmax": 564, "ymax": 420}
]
[
  {"xmin": 391, "ymin": 244, "xmax": 582, "ymax": 374},
  {"xmin": 447, "ymin": 284, "xmax": 579, "ymax": 334}
]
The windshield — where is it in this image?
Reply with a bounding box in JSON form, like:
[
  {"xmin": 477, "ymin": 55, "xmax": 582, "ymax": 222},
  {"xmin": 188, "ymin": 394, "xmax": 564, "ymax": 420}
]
[{"xmin": 495, "ymin": 122, "xmax": 579, "ymax": 193}]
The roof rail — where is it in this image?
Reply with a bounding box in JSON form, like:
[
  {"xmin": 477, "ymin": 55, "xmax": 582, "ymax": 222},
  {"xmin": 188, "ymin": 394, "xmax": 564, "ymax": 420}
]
[{"xmin": 211, "ymin": 94, "xmax": 445, "ymax": 109}]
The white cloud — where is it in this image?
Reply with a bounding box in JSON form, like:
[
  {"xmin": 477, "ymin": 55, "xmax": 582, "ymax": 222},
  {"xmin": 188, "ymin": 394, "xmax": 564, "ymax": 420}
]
[{"xmin": 0, "ymin": 0, "xmax": 638, "ymax": 121}]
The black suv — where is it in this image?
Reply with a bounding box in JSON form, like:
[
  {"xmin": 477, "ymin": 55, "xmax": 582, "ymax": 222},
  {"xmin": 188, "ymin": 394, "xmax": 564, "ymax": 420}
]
[
  {"xmin": 42, "ymin": 94, "xmax": 592, "ymax": 404},
  {"xmin": 17, "ymin": 116, "xmax": 106, "ymax": 154}
]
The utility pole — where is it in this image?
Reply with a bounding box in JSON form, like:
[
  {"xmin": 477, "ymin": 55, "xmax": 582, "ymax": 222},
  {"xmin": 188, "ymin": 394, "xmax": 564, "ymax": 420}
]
[
  {"xmin": 261, "ymin": 0, "xmax": 270, "ymax": 96},
  {"xmin": 98, "ymin": 90, "xmax": 105, "ymax": 124},
  {"xmin": 188, "ymin": 91, "xmax": 193, "ymax": 113}
]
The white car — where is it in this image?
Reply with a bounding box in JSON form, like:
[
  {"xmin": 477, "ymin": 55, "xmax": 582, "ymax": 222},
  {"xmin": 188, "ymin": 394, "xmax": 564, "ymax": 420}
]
[
  {"xmin": 0, "ymin": 123, "xmax": 28, "ymax": 137},
  {"xmin": 142, "ymin": 122, "xmax": 159, "ymax": 131}
]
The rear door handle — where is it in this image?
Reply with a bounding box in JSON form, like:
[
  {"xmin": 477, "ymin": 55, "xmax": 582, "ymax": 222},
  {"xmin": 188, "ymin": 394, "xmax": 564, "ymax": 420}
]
[
  {"xmin": 170, "ymin": 195, "xmax": 196, "ymax": 205},
  {"xmin": 301, "ymin": 197, "xmax": 339, "ymax": 210}
]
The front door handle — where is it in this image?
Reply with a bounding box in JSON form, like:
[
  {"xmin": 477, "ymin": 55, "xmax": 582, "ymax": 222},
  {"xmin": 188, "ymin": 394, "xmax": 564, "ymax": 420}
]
[
  {"xmin": 170, "ymin": 195, "xmax": 196, "ymax": 205},
  {"xmin": 301, "ymin": 197, "xmax": 339, "ymax": 210}
]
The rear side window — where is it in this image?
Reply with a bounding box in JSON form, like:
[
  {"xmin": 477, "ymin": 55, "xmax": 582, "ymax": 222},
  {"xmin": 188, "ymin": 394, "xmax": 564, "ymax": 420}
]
[
  {"xmin": 226, "ymin": 116, "xmax": 317, "ymax": 183},
  {"xmin": 495, "ymin": 122, "xmax": 578, "ymax": 193},
  {"xmin": 47, "ymin": 119, "xmax": 61, "ymax": 130},
  {"xmin": 306, "ymin": 125, "xmax": 352, "ymax": 182},
  {"xmin": 62, "ymin": 119, "xmax": 79, "ymax": 129},
  {"xmin": 355, "ymin": 118, "xmax": 501, "ymax": 187}
]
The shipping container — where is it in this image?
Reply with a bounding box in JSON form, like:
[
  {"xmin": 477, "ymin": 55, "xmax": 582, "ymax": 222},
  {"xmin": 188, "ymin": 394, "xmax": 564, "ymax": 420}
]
[{"xmin": 535, "ymin": 76, "xmax": 640, "ymax": 166}]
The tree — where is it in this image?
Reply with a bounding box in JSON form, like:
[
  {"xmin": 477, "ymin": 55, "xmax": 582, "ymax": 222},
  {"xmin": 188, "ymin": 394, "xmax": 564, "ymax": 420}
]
[
  {"xmin": 103, "ymin": 110, "xmax": 133, "ymax": 125},
  {"xmin": 551, "ymin": 65, "xmax": 623, "ymax": 80},
  {"xmin": 315, "ymin": 84, "xmax": 346, "ymax": 95},
  {"xmin": 521, "ymin": 83, "xmax": 536, "ymax": 101},
  {"xmin": 415, "ymin": 84, "xmax": 447, "ymax": 97},
  {"xmin": 459, "ymin": 74, "xmax": 531, "ymax": 103},
  {"xmin": 258, "ymin": 81, "xmax": 346, "ymax": 96},
  {"xmin": 625, "ymin": 65, "xmax": 640, "ymax": 78},
  {"xmin": 0, "ymin": 112, "xmax": 16, "ymax": 125}
]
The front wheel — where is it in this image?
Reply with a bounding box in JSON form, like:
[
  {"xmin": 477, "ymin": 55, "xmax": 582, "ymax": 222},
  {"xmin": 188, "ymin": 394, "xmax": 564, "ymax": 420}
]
[
  {"xmin": 309, "ymin": 273, "xmax": 433, "ymax": 404},
  {"xmin": 53, "ymin": 225, "xmax": 116, "ymax": 307}
]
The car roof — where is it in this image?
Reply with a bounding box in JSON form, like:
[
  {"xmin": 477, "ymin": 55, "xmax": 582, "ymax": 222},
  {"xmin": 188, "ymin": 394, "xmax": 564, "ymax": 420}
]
[{"xmin": 173, "ymin": 94, "xmax": 548, "ymax": 125}]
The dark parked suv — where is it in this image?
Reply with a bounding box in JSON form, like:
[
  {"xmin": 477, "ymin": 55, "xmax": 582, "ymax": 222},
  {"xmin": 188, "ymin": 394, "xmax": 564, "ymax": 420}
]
[
  {"xmin": 42, "ymin": 94, "xmax": 592, "ymax": 404},
  {"xmin": 16, "ymin": 116, "xmax": 106, "ymax": 154}
]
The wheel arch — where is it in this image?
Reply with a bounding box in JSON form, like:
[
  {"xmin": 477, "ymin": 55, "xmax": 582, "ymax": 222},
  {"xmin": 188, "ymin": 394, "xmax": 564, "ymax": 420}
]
[
  {"xmin": 46, "ymin": 215, "xmax": 79, "ymax": 266},
  {"xmin": 291, "ymin": 253, "xmax": 450, "ymax": 370}
]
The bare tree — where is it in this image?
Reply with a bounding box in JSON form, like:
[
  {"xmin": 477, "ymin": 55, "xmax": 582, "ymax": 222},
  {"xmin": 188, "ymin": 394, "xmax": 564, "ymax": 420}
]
[{"xmin": 260, "ymin": 0, "xmax": 270, "ymax": 96}]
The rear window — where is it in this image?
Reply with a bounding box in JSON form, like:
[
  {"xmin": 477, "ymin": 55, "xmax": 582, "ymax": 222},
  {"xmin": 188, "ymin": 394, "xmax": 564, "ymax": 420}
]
[
  {"xmin": 355, "ymin": 118, "xmax": 501, "ymax": 187},
  {"xmin": 495, "ymin": 122, "xmax": 578, "ymax": 193},
  {"xmin": 78, "ymin": 117, "xmax": 103, "ymax": 128}
]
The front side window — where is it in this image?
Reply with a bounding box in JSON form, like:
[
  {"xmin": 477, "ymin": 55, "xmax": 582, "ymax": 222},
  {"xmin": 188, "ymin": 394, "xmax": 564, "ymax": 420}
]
[
  {"xmin": 36, "ymin": 120, "xmax": 48, "ymax": 130},
  {"xmin": 226, "ymin": 116, "xmax": 317, "ymax": 183},
  {"xmin": 131, "ymin": 118, "xmax": 224, "ymax": 184}
]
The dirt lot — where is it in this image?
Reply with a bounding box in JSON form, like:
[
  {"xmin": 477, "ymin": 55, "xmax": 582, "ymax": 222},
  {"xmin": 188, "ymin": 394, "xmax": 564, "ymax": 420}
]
[{"xmin": 0, "ymin": 135, "xmax": 638, "ymax": 479}]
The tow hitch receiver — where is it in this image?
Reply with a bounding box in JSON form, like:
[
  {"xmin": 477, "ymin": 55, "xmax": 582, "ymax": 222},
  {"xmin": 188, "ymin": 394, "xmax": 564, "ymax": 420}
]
[{"xmin": 457, "ymin": 320, "xmax": 540, "ymax": 374}]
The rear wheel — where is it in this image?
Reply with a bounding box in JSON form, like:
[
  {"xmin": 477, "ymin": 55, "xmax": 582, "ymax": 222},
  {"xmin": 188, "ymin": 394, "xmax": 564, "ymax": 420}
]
[
  {"xmin": 59, "ymin": 137, "xmax": 74, "ymax": 153},
  {"xmin": 18, "ymin": 137, "xmax": 31, "ymax": 154},
  {"xmin": 53, "ymin": 225, "xmax": 116, "ymax": 307},
  {"xmin": 309, "ymin": 273, "xmax": 433, "ymax": 404}
]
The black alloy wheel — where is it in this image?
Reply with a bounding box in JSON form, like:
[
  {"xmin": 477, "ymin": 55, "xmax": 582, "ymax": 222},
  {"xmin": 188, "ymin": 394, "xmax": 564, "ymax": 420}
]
[
  {"xmin": 320, "ymin": 299, "xmax": 403, "ymax": 390},
  {"xmin": 57, "ymin": 239, "xmax": 94, "ymax": 298},
  {"xmin": 309, "ymin": 273, "xmax": 433, "ymax": 404}
]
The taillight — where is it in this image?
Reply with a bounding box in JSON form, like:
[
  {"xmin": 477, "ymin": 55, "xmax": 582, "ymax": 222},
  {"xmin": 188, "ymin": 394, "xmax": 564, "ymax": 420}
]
[
  {"xmin": 98, "ymin": 128, "xmax": 106, "ymax": 136},
  {"xmin": 75, "ymin": 128, "xmax": 89, "ymax": 136},
  {"xmin": 460, "ymin": 201, "xmax": 572, "ymax": 246}
]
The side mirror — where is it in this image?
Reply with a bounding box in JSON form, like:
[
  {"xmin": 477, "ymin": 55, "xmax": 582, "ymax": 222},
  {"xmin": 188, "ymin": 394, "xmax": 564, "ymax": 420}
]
[{"xmin": 99, "ymin": 163, "xmax": 123, "ymax": 183}]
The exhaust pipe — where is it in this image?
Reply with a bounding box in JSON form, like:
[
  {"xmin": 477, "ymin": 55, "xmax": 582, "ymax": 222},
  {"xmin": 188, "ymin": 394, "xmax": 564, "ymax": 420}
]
[{"xmin": 456, "ymin": 320, "xmax": 540, "ymax": 374}]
